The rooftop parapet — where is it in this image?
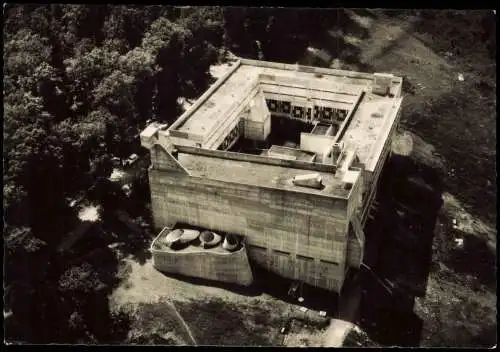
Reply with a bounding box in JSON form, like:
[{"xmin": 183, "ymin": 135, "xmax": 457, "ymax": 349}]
[{"xmin": 140, "ymin": 122, "xmax": 168, "ymax": 149}]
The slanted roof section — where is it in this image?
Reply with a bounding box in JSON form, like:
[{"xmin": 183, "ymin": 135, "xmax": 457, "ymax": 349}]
[
  {"xmin": 247, "ymin": 89, "xmax": 269, "ymax": 122},
  {"xmin": 267, "ymin": 145, "xmax": 316, "ymax": 162}
]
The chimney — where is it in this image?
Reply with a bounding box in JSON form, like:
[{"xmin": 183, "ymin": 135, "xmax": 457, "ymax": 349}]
[{"xmin": 372, "ymin": 73, "xmax": 394, "ymax": 96}]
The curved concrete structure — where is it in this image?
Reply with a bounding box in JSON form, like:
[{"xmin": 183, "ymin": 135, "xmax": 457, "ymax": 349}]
[
  {"xmin": 150, "ymin": 229, "xmax": 253, "ymax": 286},
  {"xmin": 200, "ymin": 230, "xmax": 222, "ymax": 248},
  {"xmin": 222, "ymin": 234, "xmax": 239, "ymax": 251},
  {"xmin": 179, "ymin": 229, "xmax": 200, "ymax": 244},
  {"xmin": 162, "ymin": 228, "xmax": 183, "ymax": 247}
]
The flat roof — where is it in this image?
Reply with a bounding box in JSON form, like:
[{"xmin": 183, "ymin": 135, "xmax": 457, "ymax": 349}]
[
  {"xmin": 170, "ymin": 59, "xmax": 400, "ymax": 142},
  {"xmin": 177, "ymin": 152, "xmax": 351, "ymax": 198},
  {"xmin": 157, "ymin": 58, "xmax": 403, "ymax": 189},
  {"xmin": 175, "ymin": 64, "xmax": 258, "ymax": 137},
  {"xmin": 341, "ymin": 93, "xmax": 403, "ymax": 170}
]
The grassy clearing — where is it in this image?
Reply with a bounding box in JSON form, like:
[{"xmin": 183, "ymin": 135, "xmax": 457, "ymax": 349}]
[
  {"xmin": 283, "ymin": 319, "xmax": 329, "ymax": 347},
  {"xmin": 116, "ymin": 300, "xmax": 191, "ymax": 345},
  {"xmin": 175, "ymin": 297, "xmax": 286, "ymax": 346}
]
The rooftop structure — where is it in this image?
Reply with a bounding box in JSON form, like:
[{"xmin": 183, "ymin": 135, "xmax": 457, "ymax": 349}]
[{"xmin": 141, "ymin": 58, "xmax": 403, "ymax": 294}]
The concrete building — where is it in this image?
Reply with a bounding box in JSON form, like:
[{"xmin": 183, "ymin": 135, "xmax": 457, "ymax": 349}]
[{"xmin": 140, "ymin": 58, "xmax": 403, "ymax": 293}]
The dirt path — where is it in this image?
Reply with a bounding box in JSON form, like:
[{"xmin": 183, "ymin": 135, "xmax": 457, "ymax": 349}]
[
  {"xmin": 167, "ymin": 299, "xmax": 198, "ymax": 346},
  {"xmin": 110, "ymin": 256, "xmax": 294, "ymax": 346}
]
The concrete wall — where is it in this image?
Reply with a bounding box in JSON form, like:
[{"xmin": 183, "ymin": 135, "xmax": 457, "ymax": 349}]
[
  {"xmin": 300, "ymin": 133, "xmax": 336, "ymax": 161},
  {"xmin": 151, "ymin": 244, "xmax": 254, "ymax": 286},
  {"xmin": 248, "ymin": 245, "xmax": 344, "ymax": 291},
  {"xmin": 346, "ymin": 171, "xmax": 363, "ymax": 221},
  {"xmin": 243, "ymin": 90, "xmax": 271, "ymax": 141},
  {"xmin": 151, "ymin": 144, "xmax": 190, "ymax": 174},
  {"xmin": 360, "ymin": 100, "xmax": 402, "ymax": 225},
  {"xmin": 239, "ymin": 58, "xmax": 376, "ymax": 81},
  {"xmin": 346, "ymin": 229, "xmax": 363, "ymax": 268},
  {"xmin": 244, "ymin": 118, "xmax": 271, "ymax": 141},
  {"xmin": 263, "ymin": 90, "xmax": 353, "ymax": 114},
  {"xmin": 149, "ymin": 169, "xmax": 350, "ymax": 292}
]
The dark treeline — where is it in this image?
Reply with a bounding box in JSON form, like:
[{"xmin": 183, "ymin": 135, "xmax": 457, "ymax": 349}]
[{"xmin": 3, "ymin": 4, "xmax": 225, "ymax": 344}]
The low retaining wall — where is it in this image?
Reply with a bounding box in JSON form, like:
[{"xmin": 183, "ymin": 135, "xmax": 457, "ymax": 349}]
[{"xmin": 150, "ymin": 236, "xmax": 254, "ymax": 287}]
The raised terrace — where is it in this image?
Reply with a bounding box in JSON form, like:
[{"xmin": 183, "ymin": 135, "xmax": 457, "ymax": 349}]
[{"xmin": 177, "ymin": 151, "xmax": 352, "ymax": 199}]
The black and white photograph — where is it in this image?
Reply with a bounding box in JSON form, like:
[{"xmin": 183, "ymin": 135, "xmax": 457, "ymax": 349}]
[{"xmin": 3, "ymin": 5, "xmax": 497, "ymax": 347}]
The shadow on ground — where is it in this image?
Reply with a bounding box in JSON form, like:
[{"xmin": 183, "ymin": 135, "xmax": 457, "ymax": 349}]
[
  {"xmin": 303, "ymin": 20, "xmax": 373, "ymax": 72},
  {"xmin": 228, "ymin": 8, "xmax": 374, "ymax": 73},
  {"xmin": 404, "ymin": 86, "xmax": 497, "ymax": 226},
  {"xmin": 358, "ymin": 154, "xmax": 444, "ymax": 347},
  {"xmin": 157, "ymin": 259, "xmax": 340, "ymax": 319},
  {"xmin": 158, "ymin": 271, "xmax": 263, "ymax": 297},
  {"xmin": 253, "ymin": 265, "xmax": 340, "ymax": 317}
]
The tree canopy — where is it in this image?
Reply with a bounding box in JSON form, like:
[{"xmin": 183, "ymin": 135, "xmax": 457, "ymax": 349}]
[{"xmin": 3, "ymin": 5, "xmax": 226, "ymax": 343}]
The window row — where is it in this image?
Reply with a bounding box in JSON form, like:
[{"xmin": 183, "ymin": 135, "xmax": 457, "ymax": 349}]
[
  {"xmin": 266, "ymin": 99, "xmax": 349, "ymax": 123},
  {"xmin": 218, "ymin": 122, "xmax": 241, "ymax": 150}
]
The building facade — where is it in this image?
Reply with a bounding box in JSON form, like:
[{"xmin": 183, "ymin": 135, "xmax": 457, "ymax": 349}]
[{"xmin": 140, "ymin": 58, "xmax": 403, "ymax": 293}]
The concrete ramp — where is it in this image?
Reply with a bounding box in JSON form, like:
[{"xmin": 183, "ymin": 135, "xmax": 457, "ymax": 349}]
[{"xmin": 151, "ymin": 143, "xmax": 190, "ymax": 174}]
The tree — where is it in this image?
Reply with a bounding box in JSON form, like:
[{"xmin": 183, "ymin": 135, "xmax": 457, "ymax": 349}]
[
  {"xmin": 102, "ymin": 5, "xmax": 162, "ymax": 51},
  {"xmin": 177, "ymin": 8, "xmax": 223, "ymax": 99},
  {"xmin": 140, "ymin": 17, "xmax": 186, "ymax": 121},
  {"xmin": 63, "ymin": 46, "xmax": 121, "ymax": 115},
  {"xmin": 3, "ymin": 29, "xmax": 54, "ymax": 95},
  {"xmin": 91, "ymin": 154, "xmax": 113, "ymax": 180},
  {"xmin": 4, "ymin": 227, "xmax": 47, "ymax": 284},
  {"xmin": 92, "ymin": 70, "xmax": 136, "ymax": 116}
]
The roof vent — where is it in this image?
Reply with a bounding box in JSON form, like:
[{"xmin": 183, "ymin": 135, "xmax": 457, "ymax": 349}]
[
  {"xmin": 372, "ymin": 73, "xmax": 394, "ymax": 96},
  {"xmin": 292, "ymin": 173, "xmax": 323, "ymax": 189},
  {"xmin": 371, "ymin": 106, "xmax": 386, "ymax": 118}
]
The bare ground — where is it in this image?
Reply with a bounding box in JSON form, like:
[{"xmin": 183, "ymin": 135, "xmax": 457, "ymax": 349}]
[
  {"xmin": 109, "ymin": 256, "xmax": 340, "ymax": 346},
  {"xmin": 109, "ymin": 257, "xmax": 292, "ymax": 345},
  {"xmin": 283, "ymin": 319, "xmax": 329, "ymax": 347}
]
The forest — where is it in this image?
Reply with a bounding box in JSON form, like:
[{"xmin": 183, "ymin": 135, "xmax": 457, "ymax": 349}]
[{"xmin": 3, "ymin": 5, "xmax": 496, "ymax": 344}]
